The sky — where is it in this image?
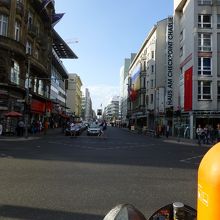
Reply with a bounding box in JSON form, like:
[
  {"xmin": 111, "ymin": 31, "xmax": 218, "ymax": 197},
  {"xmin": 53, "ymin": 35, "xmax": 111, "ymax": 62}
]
[{"xmin": 54, "ymin": 0, "xmax": 174, "ymax": 113}]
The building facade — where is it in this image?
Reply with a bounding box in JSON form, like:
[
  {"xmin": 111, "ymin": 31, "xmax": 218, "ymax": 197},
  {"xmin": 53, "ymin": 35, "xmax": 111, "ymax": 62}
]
[
  {"xmin": 0, "ymin": 0, "xmax": 77, "ymax": 133},
  {"xmin": 119, "ymin": 54, "xmax": 136, "ymax": 125},
  {"xmin": 127, "ymin": 19, "xmax": 170, "ymax": 131},
  {"xmin": 66, "ymin": 73, "xmax": 82, "ymax": 119},
  {"xmin": 104, "ymin": 96, "xmax": 120, "ymax": 123},
  {"xmin": 173, "ymin": 0, "xmax": 220, "ymax": 139}
]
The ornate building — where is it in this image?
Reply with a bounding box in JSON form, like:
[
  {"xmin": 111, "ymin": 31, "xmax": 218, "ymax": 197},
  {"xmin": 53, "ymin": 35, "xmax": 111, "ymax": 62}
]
[{"xmin": 0, "ymin": 0, "xmax": 77, "ymax": 134}]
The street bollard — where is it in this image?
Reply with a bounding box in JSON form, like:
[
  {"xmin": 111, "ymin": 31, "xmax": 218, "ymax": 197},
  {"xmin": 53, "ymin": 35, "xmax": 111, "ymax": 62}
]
[
  {"xmin": 173, "ymin": 202, "xmax": 185, "ymax": 220},
  {"xmin": 197, "ymin": 142, "xmax": 220, "ymax": 220}
]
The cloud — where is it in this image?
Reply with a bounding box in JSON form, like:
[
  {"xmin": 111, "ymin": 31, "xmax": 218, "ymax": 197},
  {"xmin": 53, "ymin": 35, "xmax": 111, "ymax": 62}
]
[{"xmin": 83, "ymin": 84, "xmax": 120, "ymax": 112}]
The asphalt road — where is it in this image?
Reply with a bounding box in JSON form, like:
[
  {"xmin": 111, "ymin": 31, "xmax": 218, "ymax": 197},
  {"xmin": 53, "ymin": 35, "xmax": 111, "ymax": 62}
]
[{"xmin": 0, "ymin": 126, "xmax": 210, "ymax": 220}]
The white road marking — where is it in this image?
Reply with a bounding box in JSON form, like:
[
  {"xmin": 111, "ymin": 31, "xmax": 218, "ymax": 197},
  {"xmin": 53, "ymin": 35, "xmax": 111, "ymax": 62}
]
[{"xmin": 180, "ymin": 155, "xmax": 203, "ymax": 164}]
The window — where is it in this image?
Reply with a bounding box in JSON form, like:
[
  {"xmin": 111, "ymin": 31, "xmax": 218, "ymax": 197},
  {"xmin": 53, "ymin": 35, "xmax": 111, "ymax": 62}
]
[
  {"xmin": 217, "ymin": 0, "xmax": 220, "ymax": 5},
  {"xmin": 217, "ymin": 15, "xmax": 220, "ymax": 28},
  {"xmin": 198, "ymin": 81, "xmax": 212, "ymax": 100},
  {"xmin": 198, "ymin": 33, "xmax": 212, "ymax": 51},
  {"xmin": 34, "ymin": 48, "xmax": 39, "ymax": 59},
  {"xmin": 38, "ymin": 80, "xmax": 44, "ymax": 96},
  {"xmin": 151, "ymin": 80, "xmax": 154, "ymax": 88},
  {"xmin": 0, "ymin": 14, "xmax": 8, "ymax": 36},
  {"xmin": 218, "ymin": 81, "xmax": 220, "ymax": 100},
  {"xmin": 180, "ymin": 46, "xmax": 183, "ymax": 57},
  {"xmin": 34, "ymin": 77, "xmax": 37, "ymax": 93},
  {"xmin": 150, "ymin": 94, "xmax": 154, "ymax": 104},
  {"xmin": 27, "ymin": 11, "xmax": 33, "ymax": 29},
  {"xmin": 15, "ymin": 21, "xmax": 21, "ymax": 41},
  {"xmin": 198, "ymin": 14, "xmax": 212, "ymax": 28},
  {"xmin": 180, "ymin": 30, "xmax": 183, "ymax": 42},
  {"xmin": 26, "ymin": 41, "xmax": 32, "ymax": 54},
  {"xmin": 198, "ymin": 0, "xmax": 212, "ymax": 5},
  {"xmin": 198, "ymin": 57, "xmax": 212, "ymax": 75},
  {"xmin": 151, "ymin": 51, "xmax": 154, "ymax": 59},
  {"xmin": 151, "ymin": 65, "xmax": 154, "ymax": 74},
  {"xmin": 10, "ymin": 60, "xmax": 20, "ymax": 85}
]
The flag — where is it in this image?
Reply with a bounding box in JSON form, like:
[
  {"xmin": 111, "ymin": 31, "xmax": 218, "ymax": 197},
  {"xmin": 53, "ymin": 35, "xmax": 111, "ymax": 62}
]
[
  {"xmin": 128, "ymin": 87, "xmax": 137, "ymax": 102},
  {"xmin": 52, "ymin": 13, "xmax": 65, "ymax": 27},
  {"xmin": 184, "ymin": 66, "xmax": 193, "ymax": 111}
]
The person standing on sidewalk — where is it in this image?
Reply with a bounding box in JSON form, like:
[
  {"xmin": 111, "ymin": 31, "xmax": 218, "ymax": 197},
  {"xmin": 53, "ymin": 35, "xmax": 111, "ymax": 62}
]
[
  {"xmin": 196, "ymin": 124, "xmax": 203, "ymax": 145},
  {"xmin": 0, "ymin": 119, "xmax": 3, "ymax": 136}
]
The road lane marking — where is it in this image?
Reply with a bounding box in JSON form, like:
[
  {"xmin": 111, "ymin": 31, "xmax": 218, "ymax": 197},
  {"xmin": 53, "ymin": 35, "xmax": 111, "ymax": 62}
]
[{"xmin": 180, "ymin": 155, "xmax": 203, "ymax": 164}]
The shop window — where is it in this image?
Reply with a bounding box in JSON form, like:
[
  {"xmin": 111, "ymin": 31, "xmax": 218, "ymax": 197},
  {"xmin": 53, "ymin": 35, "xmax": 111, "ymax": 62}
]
[
  {"xmin": 198, "ymin": 57, "xmax": 212, "ymax": 75},
  {"xmin": 198, "ymin": 81, "xmax": 212, "ymax": 100}
]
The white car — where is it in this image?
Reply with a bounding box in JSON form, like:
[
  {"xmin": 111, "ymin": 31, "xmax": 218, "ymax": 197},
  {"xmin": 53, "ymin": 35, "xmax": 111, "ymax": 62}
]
[{"xmin": 87, "ymin": 124, "xmax": 101, "ymax": 136}]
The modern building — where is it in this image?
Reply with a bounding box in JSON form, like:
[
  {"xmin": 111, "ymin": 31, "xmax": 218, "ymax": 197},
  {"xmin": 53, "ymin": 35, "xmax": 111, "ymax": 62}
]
[
  {"xmin": 104, "ymin": 96, "xmax": 120, "ymax": 123},
  {"xmin": 50, "ymin": 29, "xmax": 77, "ymax": 125},
  {"xmin": 119, "ymin": 54, "xmax": 136, "ymax": 126},
  {"xmin": 127, "ymin": 18, "xmax": 170, "ymax": 131},
  {"xmin": 81, "ymin": 88, "xmax": 93, "ymax": 122},
  {"xmin": 173, "ymin": 0, "xmax": 220, "ymax": 139},
  {"xmin": 66, "ymin": 73, "xmax": 82, "ymax": 119}
]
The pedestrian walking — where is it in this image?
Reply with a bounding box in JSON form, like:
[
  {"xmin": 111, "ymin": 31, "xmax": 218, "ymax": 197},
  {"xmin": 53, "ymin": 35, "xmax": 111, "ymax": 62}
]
[
  {"xmin": 70, "ymin": 122, "xmax": 76, "ymax": 137},
  {"xmin": 166, "ymin": 124, "xmax": 170, "ymax": 138},
  {"xmin": 17, "ymin": 119, "xmax": 25, "ymax": 136}
]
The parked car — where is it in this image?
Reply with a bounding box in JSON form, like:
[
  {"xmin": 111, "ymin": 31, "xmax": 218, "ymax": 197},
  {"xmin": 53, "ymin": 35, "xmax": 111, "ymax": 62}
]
[{"xmin": 87, "ymin": 123, "xmax": 101, "ymax": 136}]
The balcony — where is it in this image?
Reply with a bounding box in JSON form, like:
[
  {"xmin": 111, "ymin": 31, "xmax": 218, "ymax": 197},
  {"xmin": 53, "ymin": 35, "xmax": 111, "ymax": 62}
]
[
  {"xmin": 0, "ymin": 0, "xmax": 11, "ymax": 9},
  {"xmin": 0, "ymin": 35, "xmax": 25, "ymax": 57},
  {"xmin": 140, "ymin": 69, "xmax": 146, "ymax": 76},
  {"xmin": 16, "ymin": 1, "xmax": 24, "ymax": 16},
  {"xmin": 140, "ymin": 87, "xmax": 146, "ymax": 94},
  {"xmin": 28, "ymin": 25, "xmax": 38, "ymax": 38}
]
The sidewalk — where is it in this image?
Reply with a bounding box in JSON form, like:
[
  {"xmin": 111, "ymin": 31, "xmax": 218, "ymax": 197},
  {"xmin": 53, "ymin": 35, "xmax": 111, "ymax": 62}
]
[
  {"xmin": 121, "ymin": 127, "xmax": 213, "ymax": 148},
  {"xmin": 0, "ymin": 128, "xmax": 63, "ymax": 142}
]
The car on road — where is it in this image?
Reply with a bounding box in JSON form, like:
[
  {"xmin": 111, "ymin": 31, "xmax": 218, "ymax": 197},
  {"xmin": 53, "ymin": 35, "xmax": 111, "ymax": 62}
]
[
  {"xmin": 87, "ymin": 123, "xmax": 101, "ymax": 136},
  {"xmin": 65, "ymin": 124, "xmax": 82, "ymax": 136}
]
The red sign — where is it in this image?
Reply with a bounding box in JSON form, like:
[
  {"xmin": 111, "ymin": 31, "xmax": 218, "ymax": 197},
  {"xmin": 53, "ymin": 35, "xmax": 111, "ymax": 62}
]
[
  {"xmin": 184, "ymin": 67, "xmax": 193, "ymax": 111},
  {"xmin": 31, "ymin": 99, "xmax": 45, "ymax": 113}
]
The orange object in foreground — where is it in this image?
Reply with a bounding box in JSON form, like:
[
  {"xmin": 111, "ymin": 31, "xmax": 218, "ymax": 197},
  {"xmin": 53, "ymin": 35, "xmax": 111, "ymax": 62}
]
[{"xmin": 197, "ymin": 142, "xmax": 220, "ymax": 220}]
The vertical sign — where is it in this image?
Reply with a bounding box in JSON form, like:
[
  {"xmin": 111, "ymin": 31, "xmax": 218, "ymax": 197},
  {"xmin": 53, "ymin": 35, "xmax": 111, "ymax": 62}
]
[
  {"xmin": 184, "ymin": 67, "xmax": 193, "ymax": 111},
  {"xmin": 166, "ymin": 16, "xmax": 174, "ymax": 107}
]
